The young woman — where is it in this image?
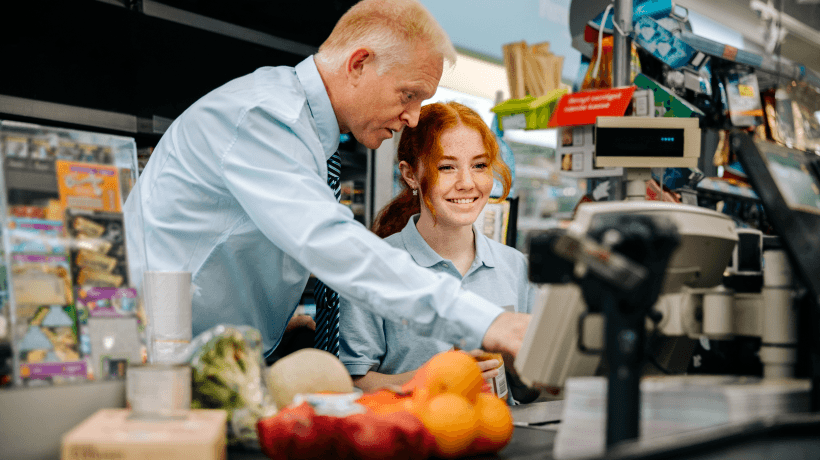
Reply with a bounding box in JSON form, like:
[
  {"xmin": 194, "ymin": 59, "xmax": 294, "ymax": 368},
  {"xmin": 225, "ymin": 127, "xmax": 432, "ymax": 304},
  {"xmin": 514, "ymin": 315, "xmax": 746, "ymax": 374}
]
[{"xmin": 339, "ymin": 101, "xmax": 538, "ymax": 399}]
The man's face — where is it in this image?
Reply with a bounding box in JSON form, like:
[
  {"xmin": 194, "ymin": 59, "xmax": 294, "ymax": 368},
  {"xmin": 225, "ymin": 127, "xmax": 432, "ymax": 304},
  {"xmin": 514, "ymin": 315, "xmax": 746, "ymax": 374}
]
[{"xmin": 346, "ymin": 44, "xmax": 443, "ymax": 149}]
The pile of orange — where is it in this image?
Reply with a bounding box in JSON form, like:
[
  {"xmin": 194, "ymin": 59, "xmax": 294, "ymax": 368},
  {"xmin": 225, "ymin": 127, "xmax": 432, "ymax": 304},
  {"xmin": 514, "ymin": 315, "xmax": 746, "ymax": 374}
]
[{"xmin": 357, "ymin": 350, "xmax": 514, "ymax": 458}]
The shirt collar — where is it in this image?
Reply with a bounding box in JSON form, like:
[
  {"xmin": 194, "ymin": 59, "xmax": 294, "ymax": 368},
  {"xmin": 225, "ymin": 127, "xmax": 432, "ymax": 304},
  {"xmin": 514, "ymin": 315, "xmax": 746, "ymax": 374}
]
[
  {"xmin": 400, "ymin": 215, "xmax": 496, "ymax": 269},
  {"xmin": 295, "ymin": 56, "xmax": 340, "ymax": 160},
  {"xmin": 473, "ymin": 224, "xmax": 496, "ymax": 269}
]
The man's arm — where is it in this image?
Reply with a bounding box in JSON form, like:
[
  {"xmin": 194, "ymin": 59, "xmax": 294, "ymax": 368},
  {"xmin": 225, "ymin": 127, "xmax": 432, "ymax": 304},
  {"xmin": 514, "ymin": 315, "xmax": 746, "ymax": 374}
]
[
  {"xmin": 353, "ymin": 370, "xmax": 416, "ymax": 393},
  {"xmin": 481, "ymin": 311, "xmax": 531, "ymax": 358}
]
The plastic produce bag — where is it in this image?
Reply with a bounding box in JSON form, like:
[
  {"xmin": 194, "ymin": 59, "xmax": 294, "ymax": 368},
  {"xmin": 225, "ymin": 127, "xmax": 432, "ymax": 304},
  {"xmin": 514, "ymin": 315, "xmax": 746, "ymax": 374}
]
[
  {"xmin": 257, "ymin": 351, "xmax": 515, "ymax": 460},
  {"xmin": 257, "ymin": 393, "xmax": 436, "ymax": 460},
  {"xmin": 187, "ymin": 324, "xmax": 277, "ymax": 448}
]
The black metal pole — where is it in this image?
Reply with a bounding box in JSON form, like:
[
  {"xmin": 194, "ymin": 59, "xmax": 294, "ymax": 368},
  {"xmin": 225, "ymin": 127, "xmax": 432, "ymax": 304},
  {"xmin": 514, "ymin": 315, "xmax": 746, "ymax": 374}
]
[{"xmin": 603, "ymin": 290, "xmax": 645, "ymax": 446}]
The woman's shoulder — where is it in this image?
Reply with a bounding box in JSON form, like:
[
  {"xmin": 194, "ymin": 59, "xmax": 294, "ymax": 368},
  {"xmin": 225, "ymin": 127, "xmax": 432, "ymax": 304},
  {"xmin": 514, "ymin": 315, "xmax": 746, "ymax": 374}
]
[
  {"xmin": 382, "ymin": 231, "xmax": 406, "ymax": 250},
  {"xmin": 481, "ymin": 234, "xmax": 528, "ymax": 266}
]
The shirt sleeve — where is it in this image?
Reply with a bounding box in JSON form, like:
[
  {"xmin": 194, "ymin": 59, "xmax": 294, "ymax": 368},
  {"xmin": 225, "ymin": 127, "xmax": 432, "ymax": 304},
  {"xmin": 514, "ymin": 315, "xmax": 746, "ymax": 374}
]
[
  {"xmin": 220, "ymin": 104, "xmax": 503, "ymax": 350},
  {"xmin": 513, "ymin": 249, "xmax": 538, "ymax": 315},
  {"xmin": 339, "ymin": 297, "xmax": 385, "ymax": 376}
]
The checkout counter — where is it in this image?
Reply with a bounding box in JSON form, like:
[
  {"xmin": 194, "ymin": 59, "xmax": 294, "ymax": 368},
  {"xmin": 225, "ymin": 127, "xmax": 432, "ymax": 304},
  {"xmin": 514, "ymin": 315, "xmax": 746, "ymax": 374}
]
[{"xmin": 5, "ymin": 381, "xmax": 817, "ymax": 460}]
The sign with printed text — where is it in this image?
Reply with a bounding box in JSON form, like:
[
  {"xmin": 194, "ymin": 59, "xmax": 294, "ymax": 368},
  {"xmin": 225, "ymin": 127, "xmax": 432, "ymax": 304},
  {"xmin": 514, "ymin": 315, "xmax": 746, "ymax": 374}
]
[
  {"xmin": 56, "ymin": 160, "xmax": 122, "ymax": 212},
  {"xmin": 548, "ymin": 87, "xmax": 636, "ymax": 127}
]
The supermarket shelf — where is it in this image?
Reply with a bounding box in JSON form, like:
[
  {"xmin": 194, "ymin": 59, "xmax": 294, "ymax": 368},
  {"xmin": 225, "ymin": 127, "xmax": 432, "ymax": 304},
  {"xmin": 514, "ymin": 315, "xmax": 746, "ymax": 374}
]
[
  {"xmin": 694, "ymin": 177, "xmax": 760, "ymax": 204},
  {"xmin": 138, "ymin": 0, "xmax": 317, "ymax": 57},
  {"xmin": 680, "ymin": 31, "xmax": 820, "ymax": 89},
  {"xmin": 0, "ymin": 95, "xmax": 138, "ymax": 134},
  {"xmin": 0, "ymin": 95, "xmax": 174, "ymax": 136}
]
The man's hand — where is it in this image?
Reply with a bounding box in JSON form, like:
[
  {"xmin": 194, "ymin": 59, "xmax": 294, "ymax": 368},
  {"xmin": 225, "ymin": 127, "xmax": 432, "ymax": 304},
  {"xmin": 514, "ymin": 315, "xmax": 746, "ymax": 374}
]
[{"xmin": 481, "ymin": 311, "xmax": 531, "ymax": 359}]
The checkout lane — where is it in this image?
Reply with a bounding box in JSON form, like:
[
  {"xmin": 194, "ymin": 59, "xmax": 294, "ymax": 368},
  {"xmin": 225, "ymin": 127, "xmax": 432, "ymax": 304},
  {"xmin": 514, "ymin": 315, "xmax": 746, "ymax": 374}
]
[{"xmin": 5, "ymin": 379, "xmax": 820, "ymax": 460}]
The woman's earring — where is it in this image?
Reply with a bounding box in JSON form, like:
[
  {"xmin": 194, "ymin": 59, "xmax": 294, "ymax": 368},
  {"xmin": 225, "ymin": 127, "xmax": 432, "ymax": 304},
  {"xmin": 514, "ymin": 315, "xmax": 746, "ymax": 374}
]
[{"xmin": 412, "ymin": 189, "xmax": 418, "ymax": 196}]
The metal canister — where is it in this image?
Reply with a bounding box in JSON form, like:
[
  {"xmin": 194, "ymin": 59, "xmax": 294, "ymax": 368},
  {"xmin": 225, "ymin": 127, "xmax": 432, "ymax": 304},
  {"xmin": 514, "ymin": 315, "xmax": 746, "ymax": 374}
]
[
  {"xmin": 126, "ymin": 363, "xmax": 191, "ymax": 419},
  {"xmin": 476, "ymin": 352, "xmax": 508, "ymax": 400}
]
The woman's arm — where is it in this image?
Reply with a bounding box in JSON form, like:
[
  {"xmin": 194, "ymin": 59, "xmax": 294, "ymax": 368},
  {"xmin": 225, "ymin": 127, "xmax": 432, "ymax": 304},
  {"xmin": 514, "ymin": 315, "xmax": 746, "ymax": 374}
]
[
  {"xmin": 353, "ymin": 370, "xmax": 417, "ymax": 393},
  {"xmin": 353, "ymin": 351, "xmax": 501, "ymax": 394}
]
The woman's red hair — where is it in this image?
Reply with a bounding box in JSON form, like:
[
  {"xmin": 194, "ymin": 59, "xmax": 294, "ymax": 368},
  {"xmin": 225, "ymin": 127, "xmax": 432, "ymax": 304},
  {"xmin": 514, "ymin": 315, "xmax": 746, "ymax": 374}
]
[{"xmin": 371, "ymin": 101, "xmax": 512, "ymax": 238}]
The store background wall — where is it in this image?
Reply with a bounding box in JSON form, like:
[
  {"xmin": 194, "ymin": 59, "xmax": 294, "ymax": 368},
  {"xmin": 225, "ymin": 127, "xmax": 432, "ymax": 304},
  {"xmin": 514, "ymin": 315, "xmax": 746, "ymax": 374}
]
[
  {"xmin": 391, "ymin": 0, "xmax": 820, "ymax": 249},
  {"xmin": 419, "ymin": 0, "xmax": 580, "ymax": 81},
  {"xmin": 3, "ymin": 0, "xmax": 820, "ymax": 239}
]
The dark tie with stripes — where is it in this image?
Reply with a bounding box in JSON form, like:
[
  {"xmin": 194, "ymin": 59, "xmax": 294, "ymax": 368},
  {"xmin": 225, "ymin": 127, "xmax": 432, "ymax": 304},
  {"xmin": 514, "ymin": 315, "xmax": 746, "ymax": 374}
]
[{"xmin": 313, "ymin": 151, "xmax": 341, "ymax": 357}]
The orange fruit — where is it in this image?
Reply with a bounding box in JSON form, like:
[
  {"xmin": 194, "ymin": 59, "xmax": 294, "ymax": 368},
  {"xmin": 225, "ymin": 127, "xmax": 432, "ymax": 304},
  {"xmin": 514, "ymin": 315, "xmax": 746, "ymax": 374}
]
[
  {"xmin": 472, "ymin": 393, "xmax": 514, "ymax": 454},
  {"xmin": 357, "ymin": 389, "xmax": 416, "ymax": 415},
  {"xmin": 415, "ymin": 350, "xmax": 484, "ymax": 403},
  {"xmin": 419, "ymin": 393, "xmax": 479, "ymax": 458}
]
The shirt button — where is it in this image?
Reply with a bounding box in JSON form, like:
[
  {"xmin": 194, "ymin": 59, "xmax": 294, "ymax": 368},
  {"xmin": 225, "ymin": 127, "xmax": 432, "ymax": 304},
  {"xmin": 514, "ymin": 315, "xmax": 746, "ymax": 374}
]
[
  {"xmin": 401, "ymin": 318, "xmax": 408, "ymax": 327},
  {"xmin": 443, "ymin": 263, "xmax": 449, "ymax": 268}
]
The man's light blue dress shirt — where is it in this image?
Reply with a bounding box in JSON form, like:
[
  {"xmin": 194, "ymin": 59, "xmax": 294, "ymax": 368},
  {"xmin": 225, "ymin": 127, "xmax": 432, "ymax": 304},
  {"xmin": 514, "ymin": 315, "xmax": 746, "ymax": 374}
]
[
  {"xmin": 339, "ymin": 214, "xmax": 537, "ymax": 376},
  {"xmin": 124, "ymin": 56, "xmax": 504, "ymax": 353}
]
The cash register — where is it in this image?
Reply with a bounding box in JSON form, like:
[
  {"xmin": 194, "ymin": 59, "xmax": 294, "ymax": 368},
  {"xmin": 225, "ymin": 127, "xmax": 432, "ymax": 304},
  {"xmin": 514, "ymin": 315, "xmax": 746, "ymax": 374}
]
[{"xmin": 514, "ymin": 122, "xmax": 820, "ymax": 458}]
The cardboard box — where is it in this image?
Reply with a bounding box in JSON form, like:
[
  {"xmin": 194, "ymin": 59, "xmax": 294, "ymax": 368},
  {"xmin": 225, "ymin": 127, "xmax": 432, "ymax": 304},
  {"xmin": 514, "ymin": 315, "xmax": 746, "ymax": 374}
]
[{"xmin": 61, "ymin": 409, "xmax": 227, "ymax": 460}]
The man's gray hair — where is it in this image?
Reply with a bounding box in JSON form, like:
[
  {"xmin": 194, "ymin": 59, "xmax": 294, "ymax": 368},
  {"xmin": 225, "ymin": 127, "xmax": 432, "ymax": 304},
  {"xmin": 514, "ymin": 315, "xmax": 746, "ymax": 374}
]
[{"xmin": 316, "ymin": 0, "xmax": 456, "ymax": 75}]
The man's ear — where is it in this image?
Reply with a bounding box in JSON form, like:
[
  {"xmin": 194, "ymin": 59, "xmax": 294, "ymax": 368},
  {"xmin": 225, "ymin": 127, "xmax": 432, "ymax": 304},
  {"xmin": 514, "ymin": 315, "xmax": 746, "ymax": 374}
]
[
  {"xmin": 347, "ymin": 48, "xmax": 372, "ymax": 83},
  {"xmin": 399, "ymin": 161, "xmax": 419, "ymax": 190}
]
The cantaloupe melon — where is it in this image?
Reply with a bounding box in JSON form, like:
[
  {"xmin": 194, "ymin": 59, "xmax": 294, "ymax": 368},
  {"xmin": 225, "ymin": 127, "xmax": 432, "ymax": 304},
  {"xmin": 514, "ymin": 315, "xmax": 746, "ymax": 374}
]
[{"xmin": 266, "ymin": 348, "xmax": 354, "ymax": 409}]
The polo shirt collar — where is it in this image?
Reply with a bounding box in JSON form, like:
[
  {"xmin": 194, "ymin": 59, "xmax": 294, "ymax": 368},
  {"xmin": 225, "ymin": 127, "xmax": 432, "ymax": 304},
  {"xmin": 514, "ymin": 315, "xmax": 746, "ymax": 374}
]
[
  {"xmin": 474, "ymin": 225, "xmax": 496, "ymax": 269},
  {"xmin": 400, "ymin": 214, "xmax": 496, "ymax": 269},
  {"xmin": 295, "ymin": 55, "xmax": 340, "ymax": 160}
]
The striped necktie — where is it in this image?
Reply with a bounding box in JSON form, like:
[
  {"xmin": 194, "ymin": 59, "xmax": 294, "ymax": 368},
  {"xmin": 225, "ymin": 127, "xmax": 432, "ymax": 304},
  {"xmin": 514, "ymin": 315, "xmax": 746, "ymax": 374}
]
[{"xmin": 313, "ymin": 151, "xmax": 341, "ymax": 357}]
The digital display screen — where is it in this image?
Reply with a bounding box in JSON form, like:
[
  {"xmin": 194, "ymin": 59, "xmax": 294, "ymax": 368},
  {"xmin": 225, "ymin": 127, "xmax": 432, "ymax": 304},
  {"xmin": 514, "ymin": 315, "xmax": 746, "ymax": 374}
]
[
  {"xmin": 595, "ymin": 128, "xmax": 685, "ymax": 157},
  {"xmin": 765, "ymin": 149, "xmax": 820, "ymax": 214}
]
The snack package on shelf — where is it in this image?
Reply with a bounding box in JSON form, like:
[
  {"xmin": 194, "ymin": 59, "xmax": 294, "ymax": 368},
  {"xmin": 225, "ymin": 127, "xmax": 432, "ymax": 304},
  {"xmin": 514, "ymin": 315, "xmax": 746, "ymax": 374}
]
[
  {"xmin": 724, "ymin": 71, "xmax": 764, "ymax": 127},
  {"xmin": 10, "ymin": 250, "xmax": 81, "ymax": 386},
  {"xmin": 7, "ymin": 216, "xmax": 83, "ymax": 384},
  {"xmin": 15, "ymin": 303, "xmax": 85, "ymax": 385},
  {"xmin": 65, "ymin": 209, "xmax": 130, "ymax": 289},
  {"xmin": 581, "ymin": 36, "xmax": 641, "ymax": 90},
  {"xmin": 56, "ymin": 160, "xmax": 122, "ymax": 213},
  {"xmin": 762, "ymin": 82, "xmax": 820, "ymax": 152},
  {"xmin": 0, "ymin": 120, "xmax": 139, "ymax": 386},
  {"xmin": 75, "ymin": 287, "xmax": 145, "ymax": 381}
]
